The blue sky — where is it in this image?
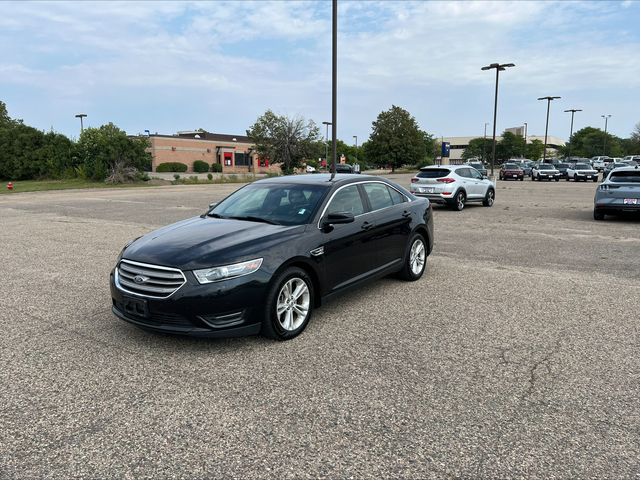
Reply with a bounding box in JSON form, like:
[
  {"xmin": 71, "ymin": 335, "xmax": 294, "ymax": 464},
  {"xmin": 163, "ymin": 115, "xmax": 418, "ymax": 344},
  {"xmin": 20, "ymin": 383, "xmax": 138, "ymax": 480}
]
[{"xmin": 1, "ymin": 1, "xmax": 639, "ymax": 144}]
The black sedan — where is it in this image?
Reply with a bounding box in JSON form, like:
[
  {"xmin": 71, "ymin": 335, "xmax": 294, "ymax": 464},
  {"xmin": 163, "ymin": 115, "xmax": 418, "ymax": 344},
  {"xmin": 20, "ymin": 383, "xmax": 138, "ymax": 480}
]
[{"xmin": 110, "ymin": 174, "xmax": 434, "ymax": 340}]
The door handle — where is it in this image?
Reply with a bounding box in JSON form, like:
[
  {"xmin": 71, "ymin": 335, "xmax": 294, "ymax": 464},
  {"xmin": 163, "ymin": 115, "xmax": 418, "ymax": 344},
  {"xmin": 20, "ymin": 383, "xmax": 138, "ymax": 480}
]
[
  {"xmin": 361, "ymin": 221, "xmax": 374, "ymax": 231},
  {"xmin": 402, "ymin": 211, "xmax": 411, "ymax": 218}
]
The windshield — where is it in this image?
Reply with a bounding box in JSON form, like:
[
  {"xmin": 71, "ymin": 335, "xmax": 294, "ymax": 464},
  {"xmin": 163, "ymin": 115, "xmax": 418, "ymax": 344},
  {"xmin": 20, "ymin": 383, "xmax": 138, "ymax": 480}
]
[
  {"xmin": 504, "ymin": 164, "xmax": 520, "ymax": 170},
  {"xmin": 610, "ymin": 171, "xmax": 640, "ymax": 183},
  {"xmin": 211, "ymin": 183, "xmax": 330, "ymax": 226},
  {"xmin": 575, "ymin": 164, "xmax": 591, "ymax": 170},
  {"xmin": 538, "ymin": 165, "xmax": 554, "ymax": 170},
  {"xmin": 555, "ymin": 164, "xmax": 569, "ymax": 168}
]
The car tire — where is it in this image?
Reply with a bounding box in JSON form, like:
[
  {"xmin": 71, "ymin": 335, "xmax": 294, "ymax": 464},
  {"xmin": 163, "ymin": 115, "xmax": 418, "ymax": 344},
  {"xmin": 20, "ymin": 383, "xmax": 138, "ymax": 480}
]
[
  {"xmin": 452, "ymin": 190, "xmax": 466, "ymax": 211},
  {"xmin": 555, "ymin": 178, "xmax": 559, "ymax": 182},
  {"xmin": 519, "ymin": 177, "xmax": 523, "ymax": 181},
  {"xmin": 594, "ymin": 209, "xmax": 605, "ymax": 221},
  {"xmin": 483, "ymin": 188, "xmax": 495, "ymax": 207},
  {"xmin": 593, "ymin": 178, "xmax": 598, "ymax": 182},
  {"xmin": 574, "ymin": 174, "xmax": 578, "ymax": 182},
  {"xmin": 261, "ymin": 267, "xmax": 314, "ymax": 341},
  {"xmin": 398, "ymin": 233, "xmax": 427, "ymax": 281},
  {"xmin": 566, "ymin": 177, "xmax": 570, "ymax": 181}
]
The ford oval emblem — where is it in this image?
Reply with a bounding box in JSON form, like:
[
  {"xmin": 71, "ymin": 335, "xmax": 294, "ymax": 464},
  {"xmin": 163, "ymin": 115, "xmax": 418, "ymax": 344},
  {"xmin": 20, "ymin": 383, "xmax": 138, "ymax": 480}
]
[{"xmin": 134, "ymin": 275, "xmax": 148, "ymax": 284}]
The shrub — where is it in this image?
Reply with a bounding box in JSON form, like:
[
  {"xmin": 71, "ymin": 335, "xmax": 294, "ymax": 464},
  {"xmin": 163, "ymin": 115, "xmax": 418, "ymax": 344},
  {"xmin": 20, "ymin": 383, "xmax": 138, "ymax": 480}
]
[
  {"xmin": 266, "ymin": 172, "xmax": 280, "ymax": 178},
  {"xmin": 207, "ymin": 173, "xmax": 213, "ymax": 180},
  {"xmin": 189, "ymin": 175, "xmax": 198, "ymax": 182},
  {"xmin": 104, "ymin": 160, "xmax": 139, "ymax": 184},
  {"xmin": 211, "ymin": 163, "xmax": 223, "ymax": 173},
  {"xmin": 416, "ymin": 158, "xmax": 435, "ymax": 169},
  {"xmin": 157, "ymin": 162, "xmax": 188, "ymax": 172},
  {"xmin": 174, "ymin": 174, "xmax": 180, "ymax": 180},
  {"xmin": 193, "ymin": 160, "xmax": 209, "ymax": 173}
]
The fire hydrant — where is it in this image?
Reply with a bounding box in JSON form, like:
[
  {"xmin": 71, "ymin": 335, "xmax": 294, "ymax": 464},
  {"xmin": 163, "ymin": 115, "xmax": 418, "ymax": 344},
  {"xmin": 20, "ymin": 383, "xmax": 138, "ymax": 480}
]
[{"xmin": 7, "ymin": 182, "xmax": 12, "ymax": 191}]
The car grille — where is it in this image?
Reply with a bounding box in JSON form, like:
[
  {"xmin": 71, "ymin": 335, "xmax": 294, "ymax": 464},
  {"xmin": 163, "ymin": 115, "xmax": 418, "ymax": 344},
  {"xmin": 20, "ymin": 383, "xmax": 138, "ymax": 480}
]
[
  {"xmin": 116, "ymin": 259, "xmax": 186, "ymax": 299},
  {"xmin": 113, "ymin": 300, "xmax": 193, "ymax": 328}
]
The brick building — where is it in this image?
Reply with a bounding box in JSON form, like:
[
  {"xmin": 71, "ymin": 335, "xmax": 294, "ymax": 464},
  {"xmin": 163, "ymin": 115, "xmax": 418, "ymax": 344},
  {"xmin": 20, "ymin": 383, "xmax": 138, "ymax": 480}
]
[{"xmin": 146, "ymin": 131, "xmax": 281, "ymax": 174}]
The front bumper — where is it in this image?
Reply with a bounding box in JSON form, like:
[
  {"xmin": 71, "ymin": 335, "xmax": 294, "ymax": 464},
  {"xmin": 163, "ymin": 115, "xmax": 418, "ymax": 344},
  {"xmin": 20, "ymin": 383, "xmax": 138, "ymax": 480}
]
[
  {"xmin": 536, "ymin": 173, "xmax": 560, "ymax": 180},
  {"xmin": 502, "ymin": 172, "xmax": 523, "ymax": 180},
  {"xmin": 110, "ymin": 265, "xmax": 269, "ymax": 338},
  {"xmin": 574, "ymin": 173, "xmax": 598, "ymax": 180}
]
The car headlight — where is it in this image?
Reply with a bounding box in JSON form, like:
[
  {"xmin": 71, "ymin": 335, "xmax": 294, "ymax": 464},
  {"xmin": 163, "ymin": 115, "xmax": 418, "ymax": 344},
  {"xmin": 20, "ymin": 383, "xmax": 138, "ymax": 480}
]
[{"xmin": 193, "ymin": 258, "xmax": 263, "ymax": 284}]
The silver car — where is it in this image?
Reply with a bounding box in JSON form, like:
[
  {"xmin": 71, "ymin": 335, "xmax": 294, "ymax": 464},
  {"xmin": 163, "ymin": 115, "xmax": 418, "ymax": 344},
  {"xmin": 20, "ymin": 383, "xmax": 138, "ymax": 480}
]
[
  {"xmin": 594, "ymin": 166, "xmax": 640, "ymax": 220},
  {"xmin": 410, "ymin": 165, "xmax": 495, "ymax": 211}
]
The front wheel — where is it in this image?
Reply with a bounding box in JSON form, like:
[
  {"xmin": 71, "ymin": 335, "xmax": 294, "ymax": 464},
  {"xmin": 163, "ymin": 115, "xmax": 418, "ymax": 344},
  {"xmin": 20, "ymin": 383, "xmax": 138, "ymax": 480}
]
[
  {"xmin": 593, "ymin": 178, "xmax": 598, "ymax": 182},
  {"xmin": 261, "ymin": 267, "xmax": 314, "ymax": 340},
  {"xmin": 574, "ymin": 174, "xmax": 578, "ymax": 182},
  {"xmin": 483, "ymin": 189, "xmax": 495, "ymax": 206},
  {"xmin": 452, "ymin": 190, "xmax": 466, "ymax": 211},
  {"xmin": 399, "ymin": 233, "xmax": 427, "ymax": 281},
  {"xmin": 555, "ymin": 178, "xmax": 559, "ymax": 182}
]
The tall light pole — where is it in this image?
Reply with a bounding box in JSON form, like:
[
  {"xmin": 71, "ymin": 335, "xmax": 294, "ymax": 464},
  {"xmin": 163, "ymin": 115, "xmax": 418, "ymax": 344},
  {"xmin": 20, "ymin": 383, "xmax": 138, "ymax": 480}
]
[
  {"xmin": 481, "ymin": 63, "xmax": 515, "ymax": 177},
  {"xmin": 75, "ymin": 114, "xmax": 87, "ymax": 133},
  {"xmin": 482, "ymin": 123, "xmax": 489, "ymax": 164},
  {"xmin": 353, "ymin": 135, "xmax": 358, "ymax": 163},
  {"xmin": 523, "ymin": 122, "xmax": 528, "ymax": 159},
  {"xmin": 601, "ymin": 114, "xmax": 611, "ymax": 155},
  {"xmin": 330, "ymin": 0, "xmax": 337, "ymax": 180},
  {"xmin": 564, "ymin": 109, "xmax": 582, "ymax": 161},
  {"xmin": 322, "ymin": 121, "xmax": 332, "ymax": 170},
  {"xmin": 538, "ymin": 96, "xmax": 561, "ymax": 163}
]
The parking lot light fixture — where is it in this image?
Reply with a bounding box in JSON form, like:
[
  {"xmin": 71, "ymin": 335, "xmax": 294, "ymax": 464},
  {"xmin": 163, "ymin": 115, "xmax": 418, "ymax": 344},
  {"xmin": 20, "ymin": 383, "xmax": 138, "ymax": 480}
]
[
  {"xmin": 601, "ymin": 115, "xmax": 611, "ymax": 155},
  {"xmin": 483, "ymin": 123, "xmax": 489, "ymax": 164},
  {"xmin": 538, "ymin": 96, "xmax": 561, "ymax": 163},
  {"xmin": 75, "ymin": 114, "xmax": 87, "ymax": 133},
  {"xmin": 523, "ymin": 122, "xmax": 528, "ymax": 159},
  {"xmin": 353, "ymin": 135, "xmax": 358, "ymax": 163},
  {"xmin": 564, "ymin": 109, "xmax": 582, "ymax": 162},
  {"xmin": 481, "ymin": 63, "xmax": 515, "ymax": 177}
]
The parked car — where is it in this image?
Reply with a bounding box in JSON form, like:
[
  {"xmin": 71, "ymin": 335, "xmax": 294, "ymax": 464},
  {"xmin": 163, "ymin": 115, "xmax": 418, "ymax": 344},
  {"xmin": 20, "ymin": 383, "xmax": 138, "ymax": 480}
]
[
  {"xmin": 306, "ymin": 165, "xmax": 316, "ymax": 173},
  {"xmin": 622, "ymin": 155, "xmax": 640, "ymax": 163},
  {"xmin": 334, "ymin": 164, "xmax": 353, "ymax": 174},
  {"xmin": 566, "ymin": 163, "xmax": 599, "ymax": 182},
  {"xmin": 602, "ymin": 159, "xmax": 626, "ymax": 179},
  {"xmin": 466, "ymin": 161, "xmax": 488, "ymax": 177},
  {"xmin": 554, "ymin": 163, "xmax": 571, "ymax": 179},
  {"xmin": 592, "ymin": 156, "xmax": 611, "ymax": 171},
  {"xmin": 410, "ymin": 165, "xmax": 495, "ymax": 211},
  {"xmin": 594, "ymin": 166, "xmax": 640, "ymax": 220},
  {"xmin": 499, "ymin": 163, "xmax": 524, "ymax": 181},
  {"xmin": 531, "ymin": 163, "xmax": 561, "ymax": 181},
  {"xmin": 111, "ymin": 174, "xmax": 434, "ymax": 340}
]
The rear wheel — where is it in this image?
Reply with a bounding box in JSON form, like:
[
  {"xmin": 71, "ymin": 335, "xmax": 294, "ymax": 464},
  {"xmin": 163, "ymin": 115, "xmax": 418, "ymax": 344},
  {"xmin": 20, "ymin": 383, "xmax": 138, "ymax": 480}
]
[
  {"xmin": 555, "ymin": 178, "xmax": 559, "ymax": 182},
  {"xmin": 261, "ymin": 267, "xmax": 314, "ymax": 340},
  {"xmin": 519, "ymin": 177, "xmax": 524, "ymax": 181},
  {"xmin": 593, "ymin": 178, "xmax": 598, "ymax": 182},
  {"xmin": 452, "ymin": 190, "xmax": 466, "ymax": 211},
  {"xmin": 398, "ymin": 233, "xmax": 427, "ymax": 281},
  {"xmin": 594, "ymin": 209, "xmax": 605, "ymax": 221},
  {"xmin": 574, "ymin": 174, "xmax": 578, "ymax": 182}
]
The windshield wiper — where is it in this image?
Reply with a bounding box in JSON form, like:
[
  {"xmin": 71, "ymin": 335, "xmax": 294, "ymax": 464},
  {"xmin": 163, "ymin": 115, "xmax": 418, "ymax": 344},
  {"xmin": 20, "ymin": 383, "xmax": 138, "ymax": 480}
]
[
  {"xmin": 206, "ymin": 212, "xmax": 226, "ymax": 218},
  {"xmin": 228, "ymin": 216, "xmax": 281, "ymax": 225}
]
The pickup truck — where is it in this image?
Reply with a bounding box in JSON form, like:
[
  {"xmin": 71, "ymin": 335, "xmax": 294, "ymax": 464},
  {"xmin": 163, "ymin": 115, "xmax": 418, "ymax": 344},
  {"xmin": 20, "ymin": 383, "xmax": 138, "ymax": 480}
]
[
  {"xmin": 567, "ymin": 163, "xmax": 599, "ymax": 182},
  {"xmin": 592, "ymin": 156, "xmax": 611, "ymax": 171}
]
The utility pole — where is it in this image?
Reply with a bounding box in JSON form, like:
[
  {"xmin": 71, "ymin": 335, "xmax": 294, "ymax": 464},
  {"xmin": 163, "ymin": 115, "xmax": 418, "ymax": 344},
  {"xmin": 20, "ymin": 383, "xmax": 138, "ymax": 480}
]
[
  {"xmin": 538, "ymin": 96, "xmax": 561, "ymax": 163},
  {"xmin": 75, "ymin": 114, "xmax": 87, "ymax": 133},
  {"xmin": 482, "ymin": 123, "xmax": 489, "ymax": 163},
  {"xmin": 564, "ymin": 109, "xmax": 582, "ymax": 161},
  {"xmin": 523, "ymin": 122, "xmax": 528, "ymax": 159},
  {"xmin": 601, "ymin": 115, "xmax": 611, "ymax": 155},
  {"xmin": 353, "ymin": 135, "xmax": 358, "ymax": 163}
]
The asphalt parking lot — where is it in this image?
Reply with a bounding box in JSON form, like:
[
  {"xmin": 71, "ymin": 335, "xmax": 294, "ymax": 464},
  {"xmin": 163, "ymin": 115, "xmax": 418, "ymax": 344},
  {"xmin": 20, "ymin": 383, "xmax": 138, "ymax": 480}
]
[{"xmin": 1, "ymin": 174, "xmax": 639, "ymax": 478}]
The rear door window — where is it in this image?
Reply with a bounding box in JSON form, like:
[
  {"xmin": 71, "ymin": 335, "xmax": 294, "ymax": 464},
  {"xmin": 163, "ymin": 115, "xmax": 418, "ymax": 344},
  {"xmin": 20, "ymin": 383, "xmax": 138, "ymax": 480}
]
[
  {"xmin": 363, "ymin": 183, "xmax": 394, "ymax": 211},
  {"xmin": 388, "ymin": 186, "xmax": 406, "ymax": 205}
]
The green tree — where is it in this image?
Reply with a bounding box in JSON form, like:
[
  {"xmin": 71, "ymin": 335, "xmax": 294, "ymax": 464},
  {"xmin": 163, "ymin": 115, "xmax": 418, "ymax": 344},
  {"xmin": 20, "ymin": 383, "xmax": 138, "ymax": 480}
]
[
  {"xmin": 364, "ymin": 105, "xmax": 425, "ymax": 172},
  {"xmin": 557, "ymin": 126, "xmax": 623, "ymax": 159},
  {"xmin": 526, "ymin": 139, "xmax": 545, "ymax": 161},
  {"xmin": 76, "ymin": 123, "xmax": 151, "ymax": 181},
  {"xmin": 495, "ymin": 131, "xmax": 526, "ymax": 162},
  {"xmin": 627, "ymin": 122, "xmax": 640, "ymax": 154},
  {"xmin": 0, "ymin": 100, "xmax": 23, "ymax": 129},
  {"xmin": 247, "ymin": 110, "xmax": 322, "ymax": 174},
  {"xmin": 461, "ymin": 138, "xmax": 486, "ymax": 161}
]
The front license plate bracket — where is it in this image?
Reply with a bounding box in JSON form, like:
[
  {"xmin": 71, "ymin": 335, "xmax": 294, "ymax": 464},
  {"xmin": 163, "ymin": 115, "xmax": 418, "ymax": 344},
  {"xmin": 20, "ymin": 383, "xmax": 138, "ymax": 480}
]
[{"xmin": 123, "ymin": 296, "xmax": 150, "ymax": 318}]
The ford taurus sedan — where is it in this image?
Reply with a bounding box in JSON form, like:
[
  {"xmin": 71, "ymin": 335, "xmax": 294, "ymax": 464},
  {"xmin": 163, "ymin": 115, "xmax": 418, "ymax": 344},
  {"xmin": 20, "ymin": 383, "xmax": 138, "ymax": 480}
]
[
  {"xmin": 594, "ymin": 166, "xmax": 640, "ymax": 220},
  {"xmin": 110, "ymin": 174, "xmax": 434, "ymax": 340}
]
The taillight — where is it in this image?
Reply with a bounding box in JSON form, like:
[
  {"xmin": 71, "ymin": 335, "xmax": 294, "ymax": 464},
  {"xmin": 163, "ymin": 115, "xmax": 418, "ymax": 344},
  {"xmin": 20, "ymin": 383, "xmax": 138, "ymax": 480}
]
[
  {"xmin": 411, "ymin": 177, "xmax": 419, "ymax": 183},
  {"xmin": 436, "ymin": 178, "xmax": 455, "ymax": 183}
]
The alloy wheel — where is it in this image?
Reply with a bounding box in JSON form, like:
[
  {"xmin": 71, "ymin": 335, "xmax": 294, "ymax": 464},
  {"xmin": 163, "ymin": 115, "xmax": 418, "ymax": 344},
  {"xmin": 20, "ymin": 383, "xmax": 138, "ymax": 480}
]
[
  {"xmin": 409, "ymin": 239, "xmax": 426, "ymax": 276},
  {"xmin": 276, "ymin": 278, "xmax": 310, "ymax": 331}
]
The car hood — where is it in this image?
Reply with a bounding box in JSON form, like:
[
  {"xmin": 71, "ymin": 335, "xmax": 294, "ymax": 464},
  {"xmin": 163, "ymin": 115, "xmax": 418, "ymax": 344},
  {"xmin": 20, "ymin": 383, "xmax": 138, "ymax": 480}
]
[{"xmin": 123, "ymin": 216, "xmax": 304, "ymax": 270}]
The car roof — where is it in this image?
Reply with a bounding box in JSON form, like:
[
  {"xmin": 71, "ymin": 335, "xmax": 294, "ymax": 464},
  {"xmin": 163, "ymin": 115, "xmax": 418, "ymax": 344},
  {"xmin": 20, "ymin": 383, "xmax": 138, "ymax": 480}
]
[{"xmin": 254, "ymin": 173, "xmax": 390, "ymax": 187}]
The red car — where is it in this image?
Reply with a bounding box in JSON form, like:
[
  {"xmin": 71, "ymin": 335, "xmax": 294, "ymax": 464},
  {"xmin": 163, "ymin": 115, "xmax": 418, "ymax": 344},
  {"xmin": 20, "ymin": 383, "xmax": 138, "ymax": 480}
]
[{"xmin": 499, "ymin": 163, "xmax": 524, "ymax": 181}]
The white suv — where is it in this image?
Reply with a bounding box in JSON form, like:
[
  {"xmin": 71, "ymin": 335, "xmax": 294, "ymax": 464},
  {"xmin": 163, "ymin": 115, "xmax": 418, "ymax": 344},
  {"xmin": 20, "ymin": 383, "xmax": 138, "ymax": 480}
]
[
  {"xmin": 592, "ymin": 156, "xmax": 611, "ymax": 171},
  {"xmin": 410, "ymin": 165, "xmax": 495, "ymax": 211}
]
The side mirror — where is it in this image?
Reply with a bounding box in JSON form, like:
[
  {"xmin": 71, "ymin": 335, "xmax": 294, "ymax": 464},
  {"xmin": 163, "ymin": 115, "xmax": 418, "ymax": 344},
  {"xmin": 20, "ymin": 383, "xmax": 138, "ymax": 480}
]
[
  {"xmin": 482, "ymin": 175, "xmax": 488, "ymax": 180},
  {"xmin": 209, "ymin": 203, "xmax": 217, "ymax": 209},
  {"xmin": 322, "ymin": 211, "xmax": 355, "ymax": 227}
]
